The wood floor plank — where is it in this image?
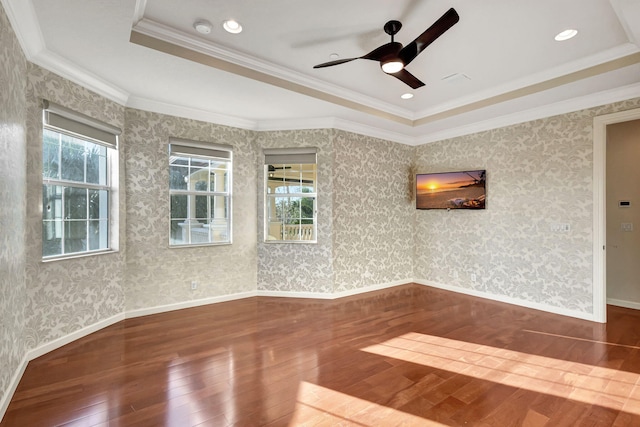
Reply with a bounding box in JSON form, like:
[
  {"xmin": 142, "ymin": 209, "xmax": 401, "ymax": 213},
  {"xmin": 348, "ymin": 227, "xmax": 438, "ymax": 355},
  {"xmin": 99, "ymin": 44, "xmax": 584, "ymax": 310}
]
[{"xmin": 3, "ymin": 284, "xmax": 640, "ymax": 426}]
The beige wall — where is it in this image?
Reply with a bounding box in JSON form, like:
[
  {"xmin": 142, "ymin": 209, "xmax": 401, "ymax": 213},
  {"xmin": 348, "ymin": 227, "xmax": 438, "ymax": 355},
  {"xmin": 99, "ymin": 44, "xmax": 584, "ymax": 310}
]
[
  {"xmin": 414, "ymin": 99, "xmax": 640, "ymax": 317},
  {"xmin": 607, "ymin": 119, "xmax": 640, "ymax": 305},
  {"xmin": 0, "ymin": 2, "xmax": 28, "ymax": 410},
  {"xmin": 256, "ymin": 129, "xmax": 335, "ymax": 293},
  {"xmin": 332, "ymin": 130, "xmax": 415, "ymax": 292},
  {"xmin": 124, "ymin": 108, "xmax": 258, "ymax": 310},
  {"xmin": 5, "ymin": 0, "xmax": 640, "ymax": 415},
  {"xmin": 24, "ymin": 64, "xmax": 127, "ymax": 348}
]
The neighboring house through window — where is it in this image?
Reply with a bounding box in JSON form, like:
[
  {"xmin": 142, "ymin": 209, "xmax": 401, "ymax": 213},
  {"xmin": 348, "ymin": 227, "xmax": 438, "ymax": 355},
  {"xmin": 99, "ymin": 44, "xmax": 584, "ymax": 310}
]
[
  {"xmin": 42, "ymin": 100, "xmax": 121, "ymax": 259},
  {"xmin": 264, "ymin": 147, "xmax": 317, "ymax": 242},
  {"xmin": 169, "ymin": 138, "xmax": 232, "ymax": 246}
]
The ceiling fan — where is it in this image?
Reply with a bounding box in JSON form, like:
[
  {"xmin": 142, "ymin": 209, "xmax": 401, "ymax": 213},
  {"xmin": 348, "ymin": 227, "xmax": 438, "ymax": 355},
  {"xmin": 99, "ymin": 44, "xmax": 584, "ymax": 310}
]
[{"xmin": 313, "ymin": 8, "xmax": 459, "ymax": 89}]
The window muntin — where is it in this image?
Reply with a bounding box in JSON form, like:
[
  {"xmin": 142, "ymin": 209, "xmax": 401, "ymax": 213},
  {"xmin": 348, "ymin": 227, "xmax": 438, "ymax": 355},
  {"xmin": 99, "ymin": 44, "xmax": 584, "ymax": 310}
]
[
  {"xmin": 169, "ymin": 141, "xmax": 232, "ymax": 247},
  {"xmin": 42, "ymin": 128, "xmax": 111, "ymax": 258},
  {"xmin": 265, "ymin": 160, "xmax": 317, "ymax": 242},
  {"xmin": 42, "ymin": 100, "xmax": 120, "ymax": 260}
]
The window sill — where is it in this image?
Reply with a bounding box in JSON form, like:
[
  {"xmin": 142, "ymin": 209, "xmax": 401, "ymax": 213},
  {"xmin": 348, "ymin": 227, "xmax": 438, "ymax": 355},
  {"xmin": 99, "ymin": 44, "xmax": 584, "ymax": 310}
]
[
  {"xmin": 169, "ymin": 242, "xmax": 232, "ymax": 249},
  {"xmin": 263, "ymin": 240, "xmax": 318, "ymax": 244},
  {"xmin": 42, "ymin": 249, "xmax": 119, "ymax": 263}
]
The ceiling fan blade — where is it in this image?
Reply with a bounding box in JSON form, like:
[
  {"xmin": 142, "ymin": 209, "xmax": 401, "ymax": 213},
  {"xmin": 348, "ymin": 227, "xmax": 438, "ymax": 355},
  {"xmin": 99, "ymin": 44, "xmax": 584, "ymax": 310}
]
[
  {"xmin": 361, "ymin": 42, "xmax": 401, "ymax": 61},
  {"xmin": 399, "ymin": 8, "xmax": 459, "ymax": 66},
  {"xmin": 390, "ymin": 69, "xmax": 425, "ymax": 89},
  {"xmin": 313, "ymin": 57, "xmax": 359, "ymax": 68},
  {"xmin": 314, "ymin": 42, "xmax": 400, "ymax": 68}
]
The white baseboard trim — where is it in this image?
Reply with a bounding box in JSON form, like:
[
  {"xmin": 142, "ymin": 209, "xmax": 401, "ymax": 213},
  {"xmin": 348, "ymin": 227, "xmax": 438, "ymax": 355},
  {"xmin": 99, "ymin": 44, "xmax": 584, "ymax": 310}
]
[
  {"xmin": 256, "ymin": 279, "xmax": 413, "ymax": 300},
  {"xmin": 415, "ymin": 279, "xmax": 596, "ymax": 322},
  {"xmin": 0, "ymin": 354, "xmax": 29, "ymax": 423},
  {"xmin": 2, "ymin": 278, "xmax": 598, "ymax": 422},
  {"xmin": 2, "ymin": 312, "xmax": 125, "ymax": 422},
  {"xmin": 607, "ymin": 298, "xmax": 640, "ymax": 310},
  {"xmin": 125, "ymin": 291, "xmax": 258, "ymax": 319},
  {"xmin": 27, "ymin": 313, "xmax": 126, "ymax": 361},
  {"xmin": 333, "ymin": 279, "xmax": 413, "ymax": 299},
  {"xmin": 256, "ymin": 290, "xmax": 334, "ymax": 299}
]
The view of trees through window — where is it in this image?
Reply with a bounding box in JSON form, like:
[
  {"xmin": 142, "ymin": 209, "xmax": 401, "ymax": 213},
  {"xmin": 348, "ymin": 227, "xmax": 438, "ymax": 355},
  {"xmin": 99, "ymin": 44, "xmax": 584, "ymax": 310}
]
[{"xmin": 266, "ymin": 163, "xmax": 317, "ymax": 241}]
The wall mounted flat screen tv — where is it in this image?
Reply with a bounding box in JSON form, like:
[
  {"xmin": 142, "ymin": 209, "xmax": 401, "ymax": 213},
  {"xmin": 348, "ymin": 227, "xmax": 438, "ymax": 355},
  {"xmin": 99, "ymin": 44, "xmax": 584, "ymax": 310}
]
[{"xmin": 416, "ymin": 170, "xmax": 486, "ymax": 210}]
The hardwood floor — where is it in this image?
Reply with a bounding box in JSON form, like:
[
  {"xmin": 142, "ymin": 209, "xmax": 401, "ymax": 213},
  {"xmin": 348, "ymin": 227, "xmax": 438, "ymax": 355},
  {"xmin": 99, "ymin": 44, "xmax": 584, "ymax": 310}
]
[{"xmin": 3, "ymin": 284, "xmax": 640, "ymax": 426}]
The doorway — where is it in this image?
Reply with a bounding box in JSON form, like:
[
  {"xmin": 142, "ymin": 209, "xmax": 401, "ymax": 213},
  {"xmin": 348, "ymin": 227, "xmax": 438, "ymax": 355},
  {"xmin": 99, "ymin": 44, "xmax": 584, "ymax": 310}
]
[
  {"xmin": 606, "ymin": 119, "xmax": 640, "ymax": 310},
  {"xmin": 593, "ymin": 107, "xmax": 640, "ymax": 323}
]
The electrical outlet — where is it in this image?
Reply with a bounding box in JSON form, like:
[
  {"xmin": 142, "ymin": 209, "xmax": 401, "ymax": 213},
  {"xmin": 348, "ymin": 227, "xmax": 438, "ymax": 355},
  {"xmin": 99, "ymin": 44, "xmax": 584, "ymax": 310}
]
[
  {"xmin": 453, "ymin": 270, "xmax": 459, "ymax": 279},
  {"xmin": 471, "ymin": 273, "xmax": 477, "ymax": 283},
  {"xmin": 190, "ymin": 281, "xmax": 198, "ymax": 290}
]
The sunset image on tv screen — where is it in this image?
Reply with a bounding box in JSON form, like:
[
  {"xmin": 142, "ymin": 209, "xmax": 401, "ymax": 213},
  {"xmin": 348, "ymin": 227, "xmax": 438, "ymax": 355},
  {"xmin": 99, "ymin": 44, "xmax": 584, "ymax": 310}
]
[{"xmin": 416, "ymin": 170, "xmax": 486, "ymax": 209}]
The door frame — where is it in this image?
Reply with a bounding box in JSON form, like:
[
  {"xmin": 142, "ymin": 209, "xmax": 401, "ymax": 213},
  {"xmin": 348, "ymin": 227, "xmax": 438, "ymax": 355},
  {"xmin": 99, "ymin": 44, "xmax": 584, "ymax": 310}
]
[{"xmin": 593, "ymin": 107, "xmax": 640, "ymax": 323}]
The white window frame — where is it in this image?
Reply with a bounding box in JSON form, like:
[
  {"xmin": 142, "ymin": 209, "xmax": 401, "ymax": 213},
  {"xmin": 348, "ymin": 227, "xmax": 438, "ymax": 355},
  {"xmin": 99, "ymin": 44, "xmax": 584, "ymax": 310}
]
[
  {"xmin": 169, "ymin": 137, "xmax": 233, "ymax": 247},
  {"xmin": 264, "ymin": 147, "xmax": 318, "ymax": 243},
  {"xmin": 41, "ymin": 100, "xmax": 121, "ymax": 261}
]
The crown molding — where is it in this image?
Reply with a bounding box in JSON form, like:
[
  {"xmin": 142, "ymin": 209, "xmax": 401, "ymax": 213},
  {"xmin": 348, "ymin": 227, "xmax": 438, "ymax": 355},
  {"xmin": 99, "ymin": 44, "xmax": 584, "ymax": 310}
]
[
  {"xmin": 125, "ymin": 82, "xmax": 640, "ymax": 147},
  {"xmin": 132, "ymin": 0, "xmax": 147, "ymax": 26},
  {"xmin": 131, "ymin": 18, "xmax": 414, "ymax": 121},
  {"xmin": 4, "ymin": 0, "xmax": 639, "ymax": 147},
  {"xmin": 415, "ymin": 43, "xmax": 640, "ymax": 120},
  {"xmin": 415, "ymin": 82, "xmax": 640, "ymax": 144},
  {"xmin": 0, "ymin": 0, "xmax": 45, "ymax": 60},
  {"xmin": 126, "ymin": 96, "xmax": 258, "ymax": 130},
  {"xmin": 610, "ymin": 0, "xmax": 640, "ymax": 45},
  {"xmin": 2, "ymin": 0, "xmax": 128, "ymax": 104},
  {"xmin": 331, "ymin": 118, "xmax": 416, "ymax": 145},
  {"xmin": 32, "ymin": 50, "xmax": 130, "ymax": 105},
  {"xmin": 257, "ymin": 117, "xmax": 416, "ymax": 145}
]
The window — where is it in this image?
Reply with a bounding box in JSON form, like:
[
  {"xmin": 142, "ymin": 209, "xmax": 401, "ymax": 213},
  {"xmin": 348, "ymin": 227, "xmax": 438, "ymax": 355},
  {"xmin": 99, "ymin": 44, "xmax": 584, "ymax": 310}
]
[
  {"xmin": 169, "ymin": 138, "xmax": 232, "ymax": 246},
  {"xmin": 42, "ymin": 100, "xmax": 120, "ymax": 259},
  {"xmin": 264, "ymin": 148, "xmax": 317, "ymax": 242}
]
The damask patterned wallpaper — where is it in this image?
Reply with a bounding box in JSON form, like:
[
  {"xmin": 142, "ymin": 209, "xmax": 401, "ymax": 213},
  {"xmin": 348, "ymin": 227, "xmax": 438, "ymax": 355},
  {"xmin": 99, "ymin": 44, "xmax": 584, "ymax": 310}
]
[
  {"xmin": 256, "ymin": 130, "xmax": 335, "ymax": 293},
  {"xmin": 0, "ymin": 3, "xmax": 28, "ymax": 410},
  {"xmin": 332, "ymin": 131, "xmax": 415, "ymax": 292},
  {"xmin": 414, "ymin": 98, "xmax": 640, "ymax": 316},
  {"xmin": 24, "ymin": 65, "xmax": 127, "ymax": 348},
  {"xmin": 3, "ymin": 0, "xmax": 640, "ymax": 411},
  {"xmin": 124, "ymin": 109, "xmax": 258, "ymax": 310}
]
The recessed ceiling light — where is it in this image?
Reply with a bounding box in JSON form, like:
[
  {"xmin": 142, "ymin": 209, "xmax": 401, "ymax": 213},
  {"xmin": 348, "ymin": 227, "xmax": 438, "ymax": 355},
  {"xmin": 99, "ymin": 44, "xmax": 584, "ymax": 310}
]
[
  {"xmin": 194, "ymin": 20, "xmax": 212, "ymax": 35},
  {"xmin": 401, "ymin": 93, "xmax": 414, "ymax": 100},
  {"xmin": 329, "ymin": 53, "xmax": 340, "ymax": 60},
  {"xmin": 555, "ymin": 29, "xmax": 578, "ymax": 41},
  {"xmin": 223, "ymin": 19, "xmax": 242, "ymax": 34}
]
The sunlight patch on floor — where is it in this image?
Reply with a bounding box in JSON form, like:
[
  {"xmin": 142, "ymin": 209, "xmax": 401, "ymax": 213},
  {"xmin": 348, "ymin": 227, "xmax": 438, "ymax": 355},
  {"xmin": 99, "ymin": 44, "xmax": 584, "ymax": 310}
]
[
  {"xmin": 292, "ymin": 381, "xmax": 448, "ymax": 426},
  {"xmin": 361, "ymin": 332, "xmax": 640, "ymax": 415},
  {"xmin": 523, "ymin": 329, "xmax": 640, "ymax": 350}
]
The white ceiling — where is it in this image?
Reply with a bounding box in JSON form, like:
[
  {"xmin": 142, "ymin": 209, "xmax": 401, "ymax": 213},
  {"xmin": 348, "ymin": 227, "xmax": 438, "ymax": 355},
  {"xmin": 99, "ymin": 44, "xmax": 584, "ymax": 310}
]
[{"xmin": 3, "ymin": 0, "xmax": 640, "ymax": 144}]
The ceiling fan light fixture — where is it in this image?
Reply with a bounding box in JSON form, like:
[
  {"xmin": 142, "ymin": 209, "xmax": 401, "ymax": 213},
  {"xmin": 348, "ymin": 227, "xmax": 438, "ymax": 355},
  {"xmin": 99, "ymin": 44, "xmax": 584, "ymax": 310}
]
[
  {"xmin": 381, "ymin": 59, "xmax": 404, "ymax": 74},
  {"xmin": 555, "ymin": 29, "xmax": 577, "ymax": 41},
  {"xmin": 223, "ymin": 19, "xmax": 243, "ymax": 34}
]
